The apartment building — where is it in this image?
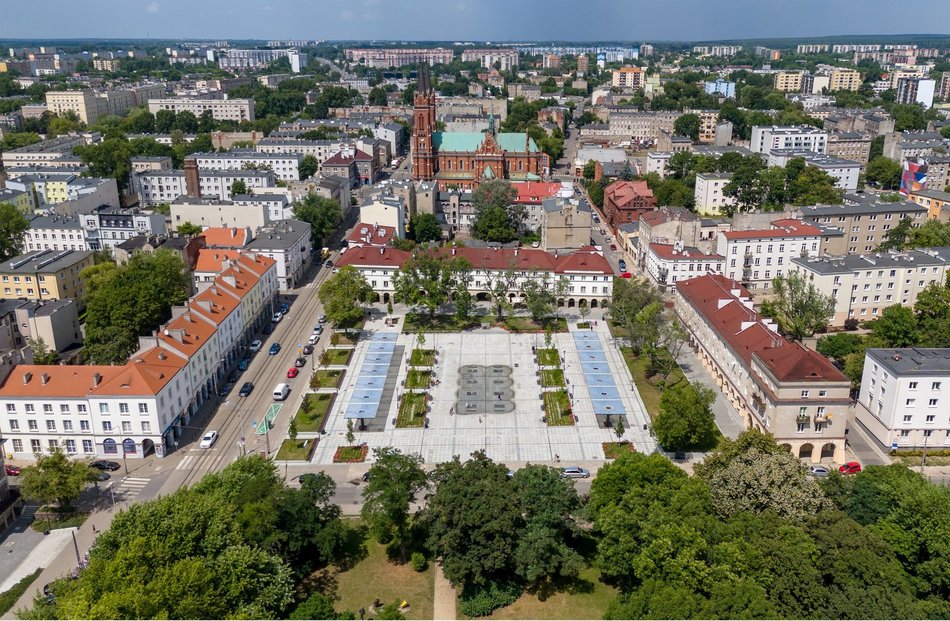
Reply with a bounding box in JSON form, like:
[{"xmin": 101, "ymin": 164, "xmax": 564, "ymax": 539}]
[
  {"xmin": 896, "ymin": 78, "xmax": 936, "ymax": 109},
  {"xmin": 750, "ymin": 125, "xmax": 828, "ymax": 155},
  {"xmin": 147, "ymin": 97, "xmax": 255, "ymax": 122},
  {"xmin": 704, "ymin": 79, "xmax": 736, "ymax": 98},
  {"xmin": 796, "ymin": 200, "xmax": 928, "ymax": 254},
  {"xmin": 766, "ymin": 150, "xmax": 860, "ymax": 191},
  {"xmin": 693, "ymin": 172, "xmax": 735, "ymax": 216},
  {"xmin": 24, "ymin": 214, "xmax": 89, "ymax": 252},
  {"xmin": 645, "ymin": 242, "xmax": 724, "ymax": 292},
  {"xmin": 170, "ymin": 196, "xmax": 271, "ymax": 231},
  {"xmin": 856, "ymin": 348, "xmax": 950, "ymax": 450},
  {"xmin": 79, "ymin": 207, "xmax": 167, "ymax": 251},
  {"xmin": 0, "ymin": 250, "xmax": 94, "ymax": 301},
  {"xmin": 717, "ymin": 219, "xmax": 822, "ymax": 292},
  {"xmin": 256, "ymin": 137, "xmax": 349, "ymax": 162},
  {"xmin": 245, "ymin": 219, "xmax": 312, "ymax": 290},
  {"xmin": 923, "ymin": 156, "xmax": 950, "ymax": 193},
  {"xmin": 906, "ymin": 189, "xmax": 950, "ymax": 220},
  {"xmin": 337, "ymin": 246, "xmax": 614, "ymax": 308},
  {"xmin": 611, "ymin": 66, "xmax": 645, "ymax": 89},
  {"xmin": 883, "ymin": 131, "xmax": 949, "ymax": 162},
  {"xmin": 0, "ymin": 135, "xmax": 85, "ymax": 169},
  {"xmin": 218, "ymin": 49, "xmax": 307, "ymax": 72},
  {"xmin": 44, "ymin": 85, "xmax": 165, "ymax": 125},
  {"xmin": 823, "ymin": 110, "xmax": 895, "ymax": 136},
  {"xmin": 0, "ymin": 253, "xmax": 277, "ymax": 461},
  {"xmin": 675, "ymin": 274, "xmax": 850, "ymax": 463},
  {"xmin": 540, "ymin": 196, "xmax": 593, "ymax": 253},
  {"xmin": 773, "ymin": 71, "xmax": 804, "ymax": 93},
  {"xmin": 827, "ymin": 132, "xmax": 873, "ymax": 165},
  {"xmin": 460, "ymin": 48, "xmax": 518, "ymax": 70},
  {"xmin": 134, "ymin": 169, "xmax": 276, "ymax": 205},
  {"xmin": 344, "ymin": 48, "xmax": 453, "ymax": 68},
  {"xmin": 828, "ymin": 69, "xmax": 862, "ymax": 91},
  {"xmin": 608, "ymin": 110, "xmax": 679, "ymax": 140},
  {"xmin": 189, "ymin": 152, "xmax": 302, "ymax": 182},
  {"xmin": 602, "ymin": 180, "xmax": 657, "ymax": 227},
  {"xmin": 791, "ymin": 247, "xmax": 950, "ymax": 326}
]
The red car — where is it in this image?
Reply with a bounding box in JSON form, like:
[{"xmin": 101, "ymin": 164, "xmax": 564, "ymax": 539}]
[
  {"xmin": 620, "ymin": 272, "xmax": 633, "ymax": 278},
  {"xmin": 5, "ymin": 464, "xmax": 21, "ymax": 476},
  {"xmin": 839, "ymin": 461, "xmax": 862, "ymax": 475},
  {"xmin": 286, "ymin": 367, "xmax": 299, "ymax": 379},
  {"xmin": 610, "ymin": 244, "xmax": 617, "ymax": 251}
]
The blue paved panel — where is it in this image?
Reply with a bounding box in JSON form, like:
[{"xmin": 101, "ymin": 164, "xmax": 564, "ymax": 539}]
[
  {"xmin": 343, "ymin": 332, "xmax": 399, "ymax": 419},
  {"xmin": 362, "ymin": 352, "xmax": 394, "ymax": 365},
  {"xmin": 578, "ymin": 350, "xmax": 608, "ymax": 363},
  {"xmin": 373, "ymin": 332, "xmax": 398, "ymax": 342},
  {"xmin": 581, "ymin": 362, "xmax": 613, "ymax": 375},
  {"xmin": 344, "ymin": 403, "xmax": 378, "ymax": 419},
  {"xmin": 368, "ymin": 341, "xmax": 396, "ymax": 353},
  {"xmin": 356, "ymin": 376, "xmax": 387, "ymax": 389},
  {"xmin": 360, "ymin": 364, "xmax": 391, "ymax": 377},
  {"xmin": 572, "ymin": 332, "xmax": 626, "ymax": 416},
  {"xmin": 591, "ymin": 400, "xmax": 626, "ymax": 415}
]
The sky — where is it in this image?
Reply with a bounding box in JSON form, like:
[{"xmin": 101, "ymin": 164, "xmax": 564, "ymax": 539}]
[{"xmin": 3, "ymin": 0, "xmax": 950, "ymax": 42}]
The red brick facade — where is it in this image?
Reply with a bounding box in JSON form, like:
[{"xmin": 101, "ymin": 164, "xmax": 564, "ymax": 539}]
[{"xmin": 603, "ymin": 180, "xmax": 657, "ymax": 227}]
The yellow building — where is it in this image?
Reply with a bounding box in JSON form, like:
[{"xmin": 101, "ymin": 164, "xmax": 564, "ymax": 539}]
[
  {"xmin": 773, "ymin": 71, "xmax": 804, "ymax": 92},
  {"xmin": 907, "ymin": 188, "xmax": 950, "ymax": 221},
  {"xmin": 829, "ymin": 69, "xmax": 861, "ymax": 91},
  {"xmin": 0, "ymin": 188, "xmax": 36, "ymax": 213},
  {"xmin": 0, "ymin": 250, "xmax": 94, "ymax": 301}
]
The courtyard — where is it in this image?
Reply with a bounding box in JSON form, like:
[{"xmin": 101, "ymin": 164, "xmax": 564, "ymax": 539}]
[{"xmin": 309, "ymin": 312, "xmax": 657, "ymax": 465}]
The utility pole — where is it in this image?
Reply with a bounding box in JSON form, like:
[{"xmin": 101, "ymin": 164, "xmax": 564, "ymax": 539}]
[{"xmin": 921, "ymin": 431, "xmax": 929, "ymax": 473}]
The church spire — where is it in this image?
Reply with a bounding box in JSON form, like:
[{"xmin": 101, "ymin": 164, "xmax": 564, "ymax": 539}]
[{"xmin": 418, "ymin": 63, "xmax": 431, "ymax": 94}]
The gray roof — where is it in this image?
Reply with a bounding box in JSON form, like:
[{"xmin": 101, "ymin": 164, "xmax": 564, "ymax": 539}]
[
  {"xmin": 866, "ymin": 348, "xmax": 950, "ymax": 376},
  {"xmin": 618, "ymin": 222, "xmax": 640, "ymax": 234},
  {"xmin": 6, "ymin": 135, "xmax": 81, "ymax": 153},
  {"xmin": 2, "ymin": 250, "xmax": 92, "ymax": 274},
  {"xmin": 247, "ymin": 219, "xmax": 311, "ymax": 250},
  {"xmin": 791, "ymin": 247, "xmax": 950, "ymax": 275},
  {"xmin": 798, "ymin": 201, "xmax": 927, "ymax": 218},
  {"xmin": 910, "ymin": 189, "xmax": 950, "ymax": 201},
  {"xmin": 691, "ymin": 145, "xmax": 753, "ymax": 157},
  {"xmin": 28, "ymin": 214, "xmax": 82, "ymax": 230},
  {"xmin": 541, "ymin": 197, "xmax": 591, "ymax": 213},
  {"xmin": 18, "ymin": 299, "xmax": 75, "ymax": 317},
  {"xmin": 231, "ymin": 193, "xmax": 288, "ymax": 202}
]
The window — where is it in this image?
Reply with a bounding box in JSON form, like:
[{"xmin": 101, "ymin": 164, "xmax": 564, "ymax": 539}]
[
  {"xmin": 801, "ymin": 390, "xmax": 810, "ymax": 398},
  {"xmin": 119, "ymin": 403, "xmax": 129, "ymax": 414},
  {"xmin": 903, "ymin": 414, "xmax": 912, "ymax": 422},
  {"xmin": 47, "ymin": 439, "xmax": 58, "ymax": 450},
  {"xmin": 63, "ymin": 420, "xmax": 73, "ymax": 432},
  {"xmin": 933, "ymin": 382, "xmax": 942, "ymax": 390},
  {"xmin": 929, "ymin": 399, "xmax": 939, "ymax": 407},
  {"xmin": 45, "ymin": 420, "xmax": 56, "ymax": 431},
  {"xmin": 926, "ymin": 414, "xmax": 935, "ymax": 423},
  {"xmin": 102, "ymin": 421, "xmax": 113, "ymax": 432},
  {"xmin": 909, "ymin": 381, "xmax": 918, "ymax": 389},
  {"xmin": 818, "ymin": 390, "xmax": 827, "ymax": 397},
  {"xmin": 78, "ymin": 404, "xmax": 87, "ymax": 413},
  {"xmin": 27, "ymin": 419, "xmax": 38, "ymax": 431},
  {"xmin": 8, "ymin": 418, "xmax": 19, "ymax": 432},
  {"xmin": 43, "ymin": 404, "xmax": 53, "ymax": 413},
  {"xmin": 82, "ymin": 439, "xmax": 94, "ymax": 453},
  {"xmin": 30, "ymin": 439, "xmax": 42, "ymax": 453},
  {"xmin": 142, "ymin": 422, "xmax": 151, "ymax": 433},
  {"xmin": 12, "ymin": 439, "xmax": 23, "ymax": 453},
  {"xmin": 65, "ymin": 439, "xmax": 77, "ymax": 454},
  {"xmin": 5, "ymin": 404, "xmax": 13, "ymax": 413},
  {"xmin": 138, "ymin": 403, "xmax": 149, "ymax": 414},
  {"xmin": 99, "ymin": 403, "xmax": 109, "ymax": 414},
  {"xmin": 797, "ymin": 422, "xmax": 807, "ymax": 433},
  {"xmin": 80, "ymin": 420, "xmax": 90, "ymax": 432},
  {"xmin": 907, "ymin": 398, "xmax": 916, "ymax": 407},
  {"xmin": 121, "ymin": 421, "xmax": 132, "ymax": 433}
]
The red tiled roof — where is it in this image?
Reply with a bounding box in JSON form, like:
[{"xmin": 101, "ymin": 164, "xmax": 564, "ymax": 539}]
[
  {"xmin": 677, "ymin": 274, "xmax": 845, "ymax": 383},
  {"xmin": 324, "ymin": 149, "xmax": 372, "ymax": 166},
  {"xmin": 723, "ymin": 219, "xmax": 821, "ymax": 240},
  {"xmin": 649, "ymin": 243, "xmax": 723, "ymax": 261},
  {"xmin": 346, "ymin": 223, "xmax": 397, "ymax": 247},
  {"xmin": 605, "ymin": 180, "xmax": 654, "ymax": 204},
  {"xmin": 201, "ymin": 227, "xmax": 251, "ymax": 248},
  {"xmin": 336, "ymin": 245, "xmax": 412, "ymax": 268},
  {"xmin": 512, "ymin": 181, "xmax": 561, "ymax": 204},
  {"xmin": 194, "ymin": 249, "xmax": 242, "ymax": 273},
  {"xmin": 337, "ymin": 245, "xmax": 613, "ymax": 275}
]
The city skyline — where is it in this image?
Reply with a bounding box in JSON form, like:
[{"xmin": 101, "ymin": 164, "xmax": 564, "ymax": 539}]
[{"xmin": 3, "ymin": 0, "xmax": 950, "ymax": 42}]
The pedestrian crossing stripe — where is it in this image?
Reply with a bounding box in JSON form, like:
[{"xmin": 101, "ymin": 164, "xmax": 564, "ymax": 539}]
[
  {"xmin": 119, "ymin": 477, "xmax": 150, "ymax": 488},
  {"xmin": 175, "ymin": 455, "xmax": 196, "ymax": 470}
]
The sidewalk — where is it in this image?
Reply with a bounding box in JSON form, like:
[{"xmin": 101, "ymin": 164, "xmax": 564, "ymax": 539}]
[
  {"xmin": 676, "ymin": 347, "xmax": 744, "ymax": 440},
  {"xmin": 432, "ymin": 564, "xmax": 457, "ymax": 621}
]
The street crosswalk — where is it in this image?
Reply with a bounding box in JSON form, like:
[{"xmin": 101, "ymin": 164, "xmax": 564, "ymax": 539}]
[
  {"xmin": 175, "ymin": 454, "xmax": 197, "ymax": 471},
  {"xmin": 115, "ymin": 476, "xmax": 150, "ymax": 501}
]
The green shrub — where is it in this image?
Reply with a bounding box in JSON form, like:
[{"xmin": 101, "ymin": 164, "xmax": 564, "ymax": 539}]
[
  {"xmin": 410, "ymin": 551, "xmax": 427, "ymax": 572},
  {"xmin": 459, "ymin": 580, "xmax": 522, "ymax": 617}
]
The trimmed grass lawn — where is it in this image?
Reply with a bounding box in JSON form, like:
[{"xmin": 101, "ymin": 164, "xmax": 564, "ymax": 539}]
[
  {"xmin": 410, "ymin": 349, "xmax": 436, "ymax": 366},
  {"xmin": 325, "ymin": 348, "xmax": 353, "ymax": 366},
  {"xmin": 608, "ymin": 322, "xmax": 629, "ymax": 339},
  {"xmin": 404, "ymin": 313, "xmax": 480, "ymax": 333},
  {"xmin": 331, "ymin": 537, "xmax": 434, "ymax": 620},
  {"xmin": 405, "ymin": 369, "xmax": 431, "ymax": 389},
  {"xmin": 503, "ymin": 316, "xmax": 568, "ymax": 333},
  {"xmin": 309, "ymin": 369, "xmax": 345, "ymax": 390},
  {"xmin": 483, "ymin": 566, "xmax": 617, "ymax": 620},
  {"xmin": 543, "ymin": 390, "xmax": 574, "ymax": 426},
  {"xmin": 276, "ymin": 439, "xmax": 316, "ymax": 461},
  {"xmin": 293, "ymin": 393, "xmax": 335, "ymax": 432},
  {"xmin": 330, "ymin": 331, "xmax": 360, "ymax": 346},
  {"xmin": 0, "ymin": 569, "xmax": 42, "ymax": 615},
  {"xmin": 397, "ymin": 393, "xmax": 428, "ymax": 428},
  {"xmin": 537, "ymin": 348, "xmax": 560, "ymax": 366},
  {"xmin": 31, "ymin": 512, "xmax": 87, "ymax": 532},
  {"xmin": 540, "ymin": 369, "xmax": 566, "ymax": 388},
  {"xmin": 620, "ymin": 347, "xmax": 688, "ymax": 420}
]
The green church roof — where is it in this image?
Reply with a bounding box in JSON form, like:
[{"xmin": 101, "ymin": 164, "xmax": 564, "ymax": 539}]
[{"xmin": 432, "ymin": 132, "xmax": 540, "ymax": 153}]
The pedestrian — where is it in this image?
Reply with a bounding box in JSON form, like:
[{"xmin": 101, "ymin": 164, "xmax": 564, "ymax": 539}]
[
  {"xmin": 555, "ymin": 453, "xmax": 560, "ymax": 463},
  {"xmin": 91, "ymin": 525, "xmax": 97, "ymax": 534},
  {"xmin": 478, "ymin": 416, "xmax": 483, "ymax": 424},
  {"xmin": 359, "ymin": 607, "xmax": 366, "ymax": 620}
]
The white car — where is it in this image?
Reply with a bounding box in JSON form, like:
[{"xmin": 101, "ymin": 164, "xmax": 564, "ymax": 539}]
[
  {"xmin": 249, "ymin": 339, "xmax": 263, "ymax": 353},
  {"xmin": 199, "ymin": 430, "xmax": 219, "ymax": 449},
  {"xmin": 308, "ymin": 333, "xmax": 320, "ymax": 345},
  {"xmin": 272, "ymin": 312, "xmax": 283, "ymax": 323}
]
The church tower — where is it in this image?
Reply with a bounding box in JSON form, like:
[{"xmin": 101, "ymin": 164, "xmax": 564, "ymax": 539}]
[{"xmin": 411, "ymin": 64, "xmax": 437, "ymax": 181}]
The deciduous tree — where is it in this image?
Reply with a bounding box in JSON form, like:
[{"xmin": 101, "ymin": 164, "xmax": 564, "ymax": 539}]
[
  {"xmin": 651, "ymin": 384, "xmax": 718, "ymax": 451},
  {"xmin": 0, "ymin": 202, "xmax": 29, "ymax": 261},
  {"xmin": 361, "ymin": 447, "xmax": 428, "ymax": 563},
  {"xmin": 770, "ymin": 272, "xmax": 836, "ymax": 341},
  {"xmin": 318, "ymin": 265, "xmax": 374, "ymax": 328},
  {"xmin": 292, "ymin": 192, "xmax": 342, "ymax": 248},
  {"xmin": 18, "ymin": 449, "xmax": 92, "ymax": 512}
]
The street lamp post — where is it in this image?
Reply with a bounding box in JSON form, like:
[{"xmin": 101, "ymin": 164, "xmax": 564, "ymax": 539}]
[
  {"xmin": 122, "ymin": 451, "xmax": 128, "ymax": 476},
  {"xmin": 108, "ymin": 485, "xmax": 116, "ymax": 512}
]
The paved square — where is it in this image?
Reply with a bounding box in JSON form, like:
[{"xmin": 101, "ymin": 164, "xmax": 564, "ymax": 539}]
[{"xmin": 310, "ymin": 318, "xmax": 657, "ymax": 466}]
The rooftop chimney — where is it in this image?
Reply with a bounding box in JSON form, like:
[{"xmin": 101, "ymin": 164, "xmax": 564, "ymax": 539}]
[{"xmin": 41, "ymin": 372, "xmax": 49, "ymax": 384}]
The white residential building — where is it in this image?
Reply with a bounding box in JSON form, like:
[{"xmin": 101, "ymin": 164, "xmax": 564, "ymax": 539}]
[
  {"xmin": 644, "ymin": 242, "xmax": 724, "ymax": 292},
  {"xmin": 693, "ymin": 173, "xmax": 736, "ymax": 215},
  {"xmin": 245, "ymin": 219, "xmax": 313, "ymax": 290},
  {"xmin": 750, "ymin": 125, "xmax": 828, "ymax": 155},
  {"xmin": 134, "ymin": 169, "xmax": 277, "ymax": 205},
  {"xmin": 856, "ymin": 348, "xmax": 950, "ymax": 450},
  {"xmin": 767, "ymin": 150, "xmax": 860, "ymax": 191},
  {"xmin": 191, "ymin": 152, "xmax": 303, "ymax": 182},
  {"xmin": 147, "ymin": 97, "xmax": 255, "ymax": 122},
  {"xmin": 79, "ymin": 208, "xmax": 168, "ymax": 251},
  {"xmin": 717, "ymin": 219, "xmax": 823, "ymax": 292},
  {"xmin": 170, "ymin": 197, "xmax": 271, "ymax": 231},
  {"xmin": 0, "ymin": 253, "xmax": 277, "ymax": 461}
]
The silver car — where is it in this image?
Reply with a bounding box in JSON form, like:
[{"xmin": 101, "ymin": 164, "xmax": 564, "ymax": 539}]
[
  {"xmin": 809, "ymin": 465, "xmax": 831, "ymax": 478},
  {"xmin": 560, "ymin": 466, "xmax": 590, "ymax": 479}
]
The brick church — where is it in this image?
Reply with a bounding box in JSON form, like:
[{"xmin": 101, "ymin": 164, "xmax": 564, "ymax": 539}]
[{"xmin": 411, "ymin": 67, "xmax": 546, "ymax": 190}]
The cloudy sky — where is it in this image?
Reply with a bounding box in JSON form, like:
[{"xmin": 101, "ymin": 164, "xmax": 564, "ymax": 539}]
[{"xmin": 2, "ymin": 0, "xmax": 949, "ymax": 41}]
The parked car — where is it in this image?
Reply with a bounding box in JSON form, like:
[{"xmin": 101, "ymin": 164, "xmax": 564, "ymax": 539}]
[
  {"xmin": 618, "ymin": 259, "xmax": 627, "ymax": 271},
  {"xmin": 218, "ymin": 383, "xmax": 232, "ymax": 397},
  {"xmin": 228, "ymin": 370, "xmax": 239, "ymax": 384},
  {"xmin": 313, "ymin": 325, "xmax": 323, "ymax": 335},
  {"xmin": 531, "ymin": 241, "xmax": 540, "ymax": 248},
  {"xmin": 92, "ymin": 471, "xmax": 111, "ymax": 482},
  {"xmin": 318, "ymin": 314, "xmax": 327, "ymax": 323},
  {"xmin": 262, "ymin": 324, "xmax": 274, "ymax": 335},
  {"xmin": 620, "ymin": 272, "xmax": 632, "ymax": 278},
  {"xmin": 239, "ymin": 382, "xmax": 254, "ymax": 397},
  {"xmin": 294, "ymin": 357, "xmax": 307, "ymax": 368},
  {"xmin": 4, "ymin": 464, "xmax": 21, "ymax": 476},
  {"xmin": 199, "ymin": 431, "xmax": 219, "ymax": 449},
  {"xmin": 90, "ymin": 460, "xmax": 121, "ymax": 471},
  {"xmin": 272, "ymin": 312, "xmax": 283, "ymax": 323},
  {"xmin": 839, "ymin": 461, "xmax": 862, "ymax": 475},
  {"xmin": 560, "ymin": 466, "xmax": 590, "ymax": 479},
  {"xmin": 593, "ymin": 215, "xmax": 600, "ymax": 223},
  {"xmin": 238, "ymin": 357, "xmax": 251, "ymax": 371},
  {"xmin": 308, "ymin": 334, "xmax": 320, "ymax": 345},
  {"xmin": 249, "ymin": 340, "xmax": 263, "ymax": 353},
  {"xmin": 809, "ymin": 465, "xmax": 831, "ymax": 478},
  {"xmin": 302, "ymin": 344, "xmax": 314, "ymax": 355},
  {"xmin": 287, "ymin": 367, "xmax": 299, "ymax": 379},
  {"xmin": 269, "ymin": 343, "xmax": 281, "ymax": 355},
  {"xmin": 325, "ymin": 260, "xmax": 334, "ymax": 269},
  {"xmin": 610, "ymin": 244, "xmax": 617, "ymax": 251},
  {"xmin": 278, "ymin": 302, "xmax": 290, "ymax": 314}
]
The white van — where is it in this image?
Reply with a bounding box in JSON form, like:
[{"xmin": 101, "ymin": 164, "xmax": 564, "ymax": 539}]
[{"xmin": 273, "ymin": 383, "xmax": 290, "ymax": 400}]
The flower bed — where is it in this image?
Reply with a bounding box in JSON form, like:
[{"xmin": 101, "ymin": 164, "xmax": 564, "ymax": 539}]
[
  {"xmin": 540, "ymin": 369, "xmax": 566, "ymax": 388},
  {"xmin": 405, "ymin": 369, "xmax": 432, "ymax": 390},
  {"xmin": 602, "ymin": 441, "xmax": 636, "ymax": 459},
  {"xmin": 543, "ymin": 390, "xmax": 574, "ymax": 426},
  {"xmin": 536, "ymin": 348, "xmax": 560, "ymax": 366},
  {"xmin": 410, "ymin": 349, "xmax": 436, "ymax": 366},
  {"xmin": 309, "ymin": 369, "xmax": 345, "ymax": 390},
  {"xmin": 333, "ymin": 445, "xmax": 369, "ymax": 463},
  {"xmin": 397, "ymin": 393, "xmax": 428, "ymax": 428}
]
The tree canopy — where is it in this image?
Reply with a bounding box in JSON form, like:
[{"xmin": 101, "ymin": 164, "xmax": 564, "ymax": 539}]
[
  {"xmin": 0, "ymin": 202, "xmax": 29, "ymax": 261},
  {"xmin": 469, "ymin": 180, "xmax": 522, "ymax": 242},
  {"xmin": 18, "ymin": 449, "xmax": 94, "ymax": 512},
  {"xmin": 770, "ymin": 272, "xmax": 836, "ymax": 341},
  {"xmin": 292, "ymin": 192, "xmax": 342, "ymax": 248},
  {"xmin": 318, "ymin": 265, "xmax": 374, "ymax": 328}
]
